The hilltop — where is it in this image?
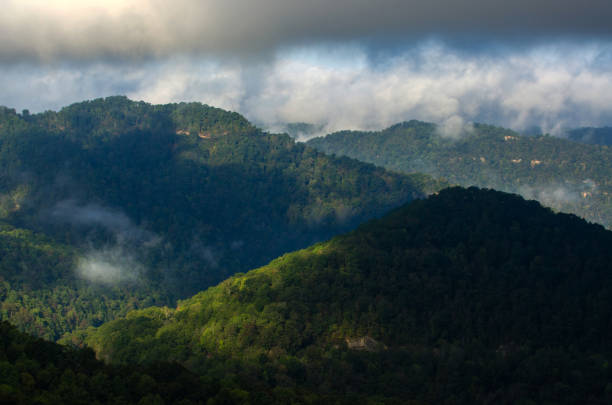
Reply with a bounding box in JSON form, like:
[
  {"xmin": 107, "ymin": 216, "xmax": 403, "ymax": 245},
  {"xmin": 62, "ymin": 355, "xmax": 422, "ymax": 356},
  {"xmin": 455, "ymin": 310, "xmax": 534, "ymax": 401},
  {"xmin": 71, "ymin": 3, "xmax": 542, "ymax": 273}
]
[
  {"xmin": 307, "ymin": 120, "xmax": 612, "ymax": 228},
  {"xmin": 0, "ymin": 97, "xmax": 441, "ymax": 339},
  {"xmin": 84, "ymin": 187, "xmax": 612, "ymax": 404}
]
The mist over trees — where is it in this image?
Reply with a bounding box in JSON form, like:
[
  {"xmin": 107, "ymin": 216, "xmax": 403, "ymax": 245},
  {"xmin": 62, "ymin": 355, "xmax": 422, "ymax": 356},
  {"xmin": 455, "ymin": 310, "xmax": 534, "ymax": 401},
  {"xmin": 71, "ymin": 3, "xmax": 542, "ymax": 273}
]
[
  {"xmin": 0, "ymin": 97, "xmax": 439, "ymax": 341},
  {"xmin": 1, "ymin": 97, "xmax": 612, "ymax": 403},
  {"xmin": 308, "ymin": 120, "xmax": 612, "ymax": 229},
  {"xmin": 82, "ymin": 188, "xmax": 612, "ymax": 404}
]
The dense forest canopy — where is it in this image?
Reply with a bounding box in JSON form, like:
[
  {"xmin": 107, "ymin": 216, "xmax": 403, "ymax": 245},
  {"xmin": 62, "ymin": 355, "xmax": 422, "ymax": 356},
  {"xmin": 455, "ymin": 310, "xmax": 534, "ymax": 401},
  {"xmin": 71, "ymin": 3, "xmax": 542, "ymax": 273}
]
[
  {"xmin": 3, "ymin": 97, "xmax": 612, "ymax": 403},
  {"xmin": 0, "ymin": 320, "xmax": 231, "ymax": 404},
  {"xmin": 0, "ymin": 97, "xmax": 442, "ymax": 340},
  {"xmin": 307, "ymin": 120, "xmax": 612, "ymax": 229},
  {"xmin": 83, "ymin": 187, "xmax": 612, "ymax": 404},
  {"xmin": 0, "ymin": 222, "xmax": 166, "ymax": 341}
]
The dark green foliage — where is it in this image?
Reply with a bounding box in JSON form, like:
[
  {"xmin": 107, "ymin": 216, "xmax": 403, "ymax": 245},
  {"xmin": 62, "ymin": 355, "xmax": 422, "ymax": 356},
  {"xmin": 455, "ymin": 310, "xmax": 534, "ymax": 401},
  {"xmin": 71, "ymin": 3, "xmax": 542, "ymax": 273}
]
[
  {"xmin": 281, "ymin": 122, "xmax": 326, "ymax": 139},
  {"xmin": 0, "ymin": 320, "xmax": 222, "ymax": 404},
  {"xmin": 0, "ymin": 222, "xmax": 166, "ymax": 341},
  {"xmin": 307, "ymin": 120, "xmax": 612, "ymax": 228},
  {"xmin": 0, "ymin": 97, "xmax": 438, "ymax": 340},
  {"xmin": 85, "ymin": 187, "xmax": 612, "ymax": 403},
  {"xmin": 0, "ymin": 98, "xmax": 433, "ymax": 280}
]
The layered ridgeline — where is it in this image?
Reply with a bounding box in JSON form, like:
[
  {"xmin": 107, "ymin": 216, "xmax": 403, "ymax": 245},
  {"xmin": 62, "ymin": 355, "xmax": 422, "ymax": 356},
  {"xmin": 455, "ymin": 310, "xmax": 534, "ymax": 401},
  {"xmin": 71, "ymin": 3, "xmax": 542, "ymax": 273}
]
[
  {"xmin": 307, "ymin": 121, "xmax": 612, "ymax": 228},
  {"xmin": 0, "ymin": 97, "xmax": 440, "ymax": 339},
  {"xmin": 84, "ymin": 188, "xmax": 612, "ymax": 404}
]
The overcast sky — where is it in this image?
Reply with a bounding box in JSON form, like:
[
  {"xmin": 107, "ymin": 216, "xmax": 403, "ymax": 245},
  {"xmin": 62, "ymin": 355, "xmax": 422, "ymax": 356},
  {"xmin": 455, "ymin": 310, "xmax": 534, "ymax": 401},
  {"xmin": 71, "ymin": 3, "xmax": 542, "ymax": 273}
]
[{"xmin": 2, "ymin": 0, "xmax": 612, "ymax": 136}]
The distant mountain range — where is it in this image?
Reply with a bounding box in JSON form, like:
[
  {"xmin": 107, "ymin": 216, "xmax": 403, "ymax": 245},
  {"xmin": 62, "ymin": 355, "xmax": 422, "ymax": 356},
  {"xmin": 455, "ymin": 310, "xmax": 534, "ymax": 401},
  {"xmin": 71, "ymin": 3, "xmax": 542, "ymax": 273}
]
[{"xmin": 307, "ymin": 120, "xmax": 612, "ymax": 229}]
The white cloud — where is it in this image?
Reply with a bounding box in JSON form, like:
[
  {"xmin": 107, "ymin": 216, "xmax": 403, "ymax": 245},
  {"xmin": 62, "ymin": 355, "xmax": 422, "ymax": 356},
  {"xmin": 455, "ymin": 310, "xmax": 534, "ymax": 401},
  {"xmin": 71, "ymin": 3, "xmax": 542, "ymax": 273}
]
[
  {"xmin": 49, "ymin": 200, "xmax": 158, "ymax": 244},
  {"xmin": 519, "ymin": 185, "xmax": 579, "ymax": 207},
  {"xmin": 76, "ymin": 247, "xmax": 143, "ymax": 285},
  {"xmin": 239, "ymin": 42, "xmax": 612, "ymax": 136},
  {"xmin": 437, "ymin": 116, "xmax": 474, "ymax": 139},
  {"xmin": 519, "ymin": 180, "xmax": 597, "ymax": 209},
  {"xmin": 1, "ymin": 41, "xmax": 612, "ymax": 136}
]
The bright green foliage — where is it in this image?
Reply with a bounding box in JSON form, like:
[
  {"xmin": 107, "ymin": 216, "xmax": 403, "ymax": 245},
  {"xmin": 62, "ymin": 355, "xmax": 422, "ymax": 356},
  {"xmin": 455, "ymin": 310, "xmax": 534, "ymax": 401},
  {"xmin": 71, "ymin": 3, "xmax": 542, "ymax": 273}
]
[
  {"xmin": 85, "ymin": 187, "xmax": 612, "ymax": 403},
  {"xmin": 307, "ymin": 121, "xmax": 612, "ymax": 228}
]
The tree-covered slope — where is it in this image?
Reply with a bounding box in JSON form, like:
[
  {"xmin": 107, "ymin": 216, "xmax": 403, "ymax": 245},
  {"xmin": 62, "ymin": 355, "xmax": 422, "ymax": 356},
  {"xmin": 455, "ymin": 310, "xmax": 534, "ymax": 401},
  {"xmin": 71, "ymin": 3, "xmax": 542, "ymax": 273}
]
[
  {"xmin": 0, "ymin": 222, "xmax": 167, "ymax": 341},
  {"xmin": 0, "ymin": 97, "xmax": 441, "ymax": 339},
  {"xmin": 307, "ymin": 121, "xmax": 612, "ymax": 228},
  {"xmin": 85, "ymin": 187, "xmax": 612, "ymax": 404}
]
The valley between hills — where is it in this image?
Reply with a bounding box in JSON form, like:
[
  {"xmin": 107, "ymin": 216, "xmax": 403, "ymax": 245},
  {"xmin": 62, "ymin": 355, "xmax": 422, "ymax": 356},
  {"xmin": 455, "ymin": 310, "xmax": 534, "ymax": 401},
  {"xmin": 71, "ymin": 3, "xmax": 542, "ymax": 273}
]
[{"xmin": 0, "ymin": 97, "xmax": 611, "ymax": 404}]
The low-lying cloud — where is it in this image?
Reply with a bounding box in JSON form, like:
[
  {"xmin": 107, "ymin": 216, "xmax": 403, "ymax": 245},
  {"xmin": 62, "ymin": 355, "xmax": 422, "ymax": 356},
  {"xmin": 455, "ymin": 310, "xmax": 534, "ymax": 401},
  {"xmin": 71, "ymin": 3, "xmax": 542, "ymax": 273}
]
[
  {"xmin": 518, "ymin": 180, "xmax": 597, "ymax": 208},
  {"xmin": 76, "ymin": 247, "xmax": 143, "ymax": 285},
  {"xmin": 436, "ymin": 116, "xmax": 475, "ymax": 139},
  {"xmin": 1, "ymin": 41, "xmax": 612, "ymax": 138},
  {"xmin": 519, "ymin": 185, "xmax": 580, "ymax": 207},
  {"xmin": 1, "ymin": 0, "xmax": 612, "ymax": 62},
  {"xmin": 50, "ymin": 200, "xmax": 157, "ymax": 244},
  {"xmin": 133, "ymin": 41, "xmax": 612, "ymax": 137},
  {"xmin": 48, "ymin": 200, "xmax": 159, "ymax": 285}
]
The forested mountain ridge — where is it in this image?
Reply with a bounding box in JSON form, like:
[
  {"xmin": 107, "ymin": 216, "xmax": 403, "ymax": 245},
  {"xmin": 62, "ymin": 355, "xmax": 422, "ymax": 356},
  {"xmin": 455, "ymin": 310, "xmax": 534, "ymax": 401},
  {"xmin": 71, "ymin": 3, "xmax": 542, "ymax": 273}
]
[
  {"xmin": 3, "ymin": 96, "xmax": 254, "ymax": 142},
  {"xmin": 307, "ymin": 120, "xmax": 612, "ymax": 228},
  {"xmin": 0, "ymin": 97, "xmax": 442, "ymax": 340},
  {"xmin": 83, "ymin": 187, "xmax": 612, "ymax": 404}
]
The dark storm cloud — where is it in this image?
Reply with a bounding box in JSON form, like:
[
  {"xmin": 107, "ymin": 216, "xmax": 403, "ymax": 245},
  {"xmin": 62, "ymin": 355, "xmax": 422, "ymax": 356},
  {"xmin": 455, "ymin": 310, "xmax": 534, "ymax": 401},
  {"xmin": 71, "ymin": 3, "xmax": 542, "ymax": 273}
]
[{"xmin": 1, "ymin": 0, "xmax": 612, "ymax": 62}]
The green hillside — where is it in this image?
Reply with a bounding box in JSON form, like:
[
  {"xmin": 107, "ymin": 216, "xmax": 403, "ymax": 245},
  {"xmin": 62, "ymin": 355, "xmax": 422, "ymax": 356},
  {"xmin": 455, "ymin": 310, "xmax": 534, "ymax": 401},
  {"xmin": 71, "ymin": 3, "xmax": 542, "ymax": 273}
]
[
  {"xmin": 307, "ymin": 121, "xmax": 612, "ymax": 228},
  {"xmin": 0, "ymin": 222, "xmax": 167, "ymax": 341},
  {"xmin": 84, "ymin": 187, "xmax": 612, "ymax": 404},
  {"xmin": 0, "ymin": 97, "xmax": 441, "ymax": 340}
]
